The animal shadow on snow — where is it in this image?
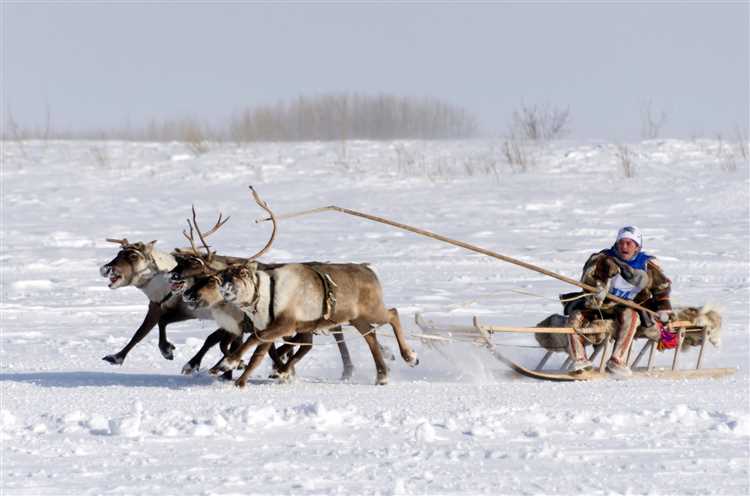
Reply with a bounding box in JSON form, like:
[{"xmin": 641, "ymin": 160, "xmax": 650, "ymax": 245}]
[{"xmin": 0, "ymin": 371, "xmax": 244, "ymax": 389}]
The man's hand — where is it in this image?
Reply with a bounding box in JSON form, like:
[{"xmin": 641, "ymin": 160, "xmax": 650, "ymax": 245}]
[
  {"xmin": 658, "ymin": 310, "xmax": 672, "ymax": 324},
  {"xmin": 588, "ymin": 283, "xmax": 609, "ymax": 308}
]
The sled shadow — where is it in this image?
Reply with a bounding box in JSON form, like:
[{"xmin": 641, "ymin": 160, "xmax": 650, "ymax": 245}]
[{"xmin": 0, "ymin": 370, "xmax": 223, "ymax": 389}]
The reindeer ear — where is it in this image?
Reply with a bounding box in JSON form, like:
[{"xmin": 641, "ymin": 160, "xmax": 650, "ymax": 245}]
[{"xmin": 151, "ymin": 249, "xmax": 177, "ymax": 272}]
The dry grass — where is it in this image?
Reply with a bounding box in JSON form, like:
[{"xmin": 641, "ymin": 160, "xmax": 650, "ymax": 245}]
[{"xmin": 615, "ymin": 144, "xmax": 635, "ymax": 178}]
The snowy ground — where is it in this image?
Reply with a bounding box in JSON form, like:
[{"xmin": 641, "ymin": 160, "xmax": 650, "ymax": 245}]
[{"xmin": 2, "ymin": 139, "xmax": 749, "ymax": 495}]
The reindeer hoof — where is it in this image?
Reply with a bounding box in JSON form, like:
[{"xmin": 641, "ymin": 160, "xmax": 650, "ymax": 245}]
[
  {"xmin": 276, "ymin": 370, "xmax": 293, "ymax": 383},
  {"xmin": 234, "ymin": 379, "xmax": 247, "ymax": 389},
  {"xmin": 406, "ymin": 352, "xmax": 419, "ymax": 367},
  {"xmin": 210, "ymin": 357, "xmax": 238, "ymax": 375},
  {"xmin": 102, "ymin": 354, "xmax": 124, "ymax": 365},
  {"xmin": 159, "ymin": 342, "xmax": 176, "ymax": 360},
  {"xmin": 181, "ymin": 363, "xmax": 198, "ymax": 375},
  {"xmin": 340, "ymin": 367, "xmax": 354, "ymax": 381},
  {"xmin": 376, "ymin": 375, "xmax": 389, "ymax": 386}
]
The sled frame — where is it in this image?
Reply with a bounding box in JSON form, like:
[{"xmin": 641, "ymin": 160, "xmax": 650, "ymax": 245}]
[{"xmin": 414, "ymin": 314, "xmax": 733, "ymax": 380}]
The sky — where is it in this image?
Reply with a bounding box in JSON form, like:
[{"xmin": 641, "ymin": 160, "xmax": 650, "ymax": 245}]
[{"xmin": 3, "ymin": 1, "xmax": 749, "ymax": 140}]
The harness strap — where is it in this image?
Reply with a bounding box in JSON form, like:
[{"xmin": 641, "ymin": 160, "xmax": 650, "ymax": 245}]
[
  {"xmin": 268, "ymin": 272, "xmax": 276, "ymax": 322},
  {"xmin": 247, "ymin": 272, "xmax": 262, "ymax": 314},
  {"xmin": 159, "ymin": 291, "xmax": 174, "ymax": 306},
  {"xmin": 308, "ymin": 265, "xmax": 337, "ymax": 320},
  {"xmin": 241, "ymin": 313, "xmax": 255, "ymax": 334}
]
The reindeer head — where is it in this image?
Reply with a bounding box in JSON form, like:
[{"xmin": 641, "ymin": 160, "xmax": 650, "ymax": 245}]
[
  {"xmin": 219, "ymin": 262, "xmax": 259, "ymax": 305},
  {"xmin": 182, "ymin": 273, "xmax": 224, "ymax": 311},
  {"xmin": 169, "ymin": 209, "xmax": 230, "ymax": 293},
  {"xmin": 169, "ymin": 250, "xmax": 213, "ymax": 294},
  {"xmin": 100, "ymin": 239, "xmax": 162, "ymax": 289}
]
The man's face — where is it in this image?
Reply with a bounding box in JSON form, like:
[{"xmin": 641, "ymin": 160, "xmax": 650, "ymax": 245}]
[{"xmin": 617, "ymin": 238, "xmax": 639, "ymax": 260}]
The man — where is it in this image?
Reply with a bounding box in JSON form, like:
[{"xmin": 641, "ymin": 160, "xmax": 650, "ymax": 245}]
[{"xmin": 565, "ymin": 226, "xmax": 672, "ymax": 376}]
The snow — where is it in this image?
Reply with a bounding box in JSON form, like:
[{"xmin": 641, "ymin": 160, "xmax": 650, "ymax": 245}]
[{"xmin": 1, "ymin": 139, "xmax": 749, "ymax": 495}]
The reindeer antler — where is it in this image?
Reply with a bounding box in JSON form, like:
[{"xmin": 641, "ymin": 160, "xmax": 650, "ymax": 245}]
[
  {"xmin": 191, "ymin": 205, "xmax": 213, "ymax": 256},
  {"xmin": 182, "ymin": 206, "xmax": 231, "ymax": 257},
  {"xmin": 106, "ymin": 238, "xmax": 130, "ymax": 246},
  {"xmin": 247, "ymin": 185, "xmax": 277, "ymax": 261},
  {"xmin": 201, "ymin": 211, "xmax": 231, "ymax": 237},
  {"xmin": 182, "ymin": 216, "xmax": 201, "ymax": 255}
]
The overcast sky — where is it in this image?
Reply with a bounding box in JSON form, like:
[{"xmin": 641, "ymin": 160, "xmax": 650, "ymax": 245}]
[{"xmin": 3, "ymin": 2, "xmax": 748, "ymax": 140}]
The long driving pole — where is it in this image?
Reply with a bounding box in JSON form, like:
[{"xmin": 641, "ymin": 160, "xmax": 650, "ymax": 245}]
[{"xmin": 257, "ymin": 205, "xmax": 659, "ymax": 317}]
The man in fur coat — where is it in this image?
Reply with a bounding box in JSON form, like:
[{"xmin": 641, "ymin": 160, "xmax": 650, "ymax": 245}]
[{"xmin": 565, "ymin": 226, "xmax": 673, "ymax": 376}]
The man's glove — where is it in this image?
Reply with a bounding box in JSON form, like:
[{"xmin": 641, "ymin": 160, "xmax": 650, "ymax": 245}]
[
  {"xmin": 657, "ymin": 310, "xmax": 672, "ymax": 324},
  {"xmin": 588, "ymin": 283, "xmax": 609, "ymax": 308}
]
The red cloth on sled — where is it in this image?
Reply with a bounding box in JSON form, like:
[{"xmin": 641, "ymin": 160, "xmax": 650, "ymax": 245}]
[{"xmin": 657, "ymin": 324, "xmax": 678, "ymax": 351}]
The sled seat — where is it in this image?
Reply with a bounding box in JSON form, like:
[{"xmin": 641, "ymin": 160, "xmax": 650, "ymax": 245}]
[{"xmin": 533, "ymin": 306, "xmax": 721, "ymax": 373}]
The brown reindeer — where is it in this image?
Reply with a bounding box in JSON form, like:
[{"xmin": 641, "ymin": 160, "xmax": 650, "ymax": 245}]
[{"xmin": 200, "ymin": 258, "xmax": 419, "ymax": 388}]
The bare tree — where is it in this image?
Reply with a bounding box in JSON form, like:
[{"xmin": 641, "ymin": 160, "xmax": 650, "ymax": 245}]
[
  {"xmin": 640, "ymin": 99, "xmax": 668, "ymax": 140},
  {"xmin": 508, "ymin": 103, "xmax": 571, "ymax": 142}
]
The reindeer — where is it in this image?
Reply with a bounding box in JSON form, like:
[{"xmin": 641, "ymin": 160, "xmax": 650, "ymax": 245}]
[
  {"xmin": 98, "ymin": 212, "xmax": 230, "ymax": 365},
  {"xmin": 199, "ymin": 256, "xmax": 419, "ymax": 388},
  {"xmin": 172, "ymin": 188, "xmax": 358, "ymax": 380}
]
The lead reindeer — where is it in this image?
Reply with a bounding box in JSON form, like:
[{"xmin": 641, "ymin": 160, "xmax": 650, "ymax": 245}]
[
  {"xmin": 99, "ymin": 209, "xmax": 229, "ymax": 365},
  {"xmin": 198, "ymin": 212, "xmax": 420, "ymax": 387},
  {"xmin": 173, "ymin": 189, "xmax": 358, "ymax": 380},
  {"xmin": 98, "ymin": 212, "xmax": 231, "ymax": 365}
]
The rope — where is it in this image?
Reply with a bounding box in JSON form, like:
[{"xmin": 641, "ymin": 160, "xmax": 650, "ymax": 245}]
[{"xmin": 251, "ymin": 324, "xmax": 382, "ymax": 347}]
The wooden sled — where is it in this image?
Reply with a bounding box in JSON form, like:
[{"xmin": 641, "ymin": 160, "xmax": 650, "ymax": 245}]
[{"xmin": 414, "ymin": 313, "xmax": 735, "ymax": 382}]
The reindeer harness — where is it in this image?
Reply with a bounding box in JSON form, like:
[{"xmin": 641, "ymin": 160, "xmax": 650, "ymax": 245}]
[{"xmin": 308, "ymin": 265, "xmax": 338, "ymax": 321}]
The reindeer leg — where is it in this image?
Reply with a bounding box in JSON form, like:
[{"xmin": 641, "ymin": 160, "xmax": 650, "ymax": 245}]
[
  {"xmin": 155, "ymin": 306, "xmax": 193, "ymax": 360},
  {"xmin": 219, "ymin": 333, "xmax": 245, "ymax": 381},
  {"xmin": 276, "ymin": 333, "xmax": 313, "ymax": 382},
  {"xmin": 103, "ymin": 301, "xmax": 162, "ymax": 365},
  {"xmin": 210, "ymin": 334, "xmax": 258, "ymax": 374},
  {"xmin": 385, "ymin": 308, "xmax": 419, "ymax": 366},
  {"xmin": 267, "ymin": 341, "xmax": 295, "ymax": 379},
  {"xmin": 234, "ymin": 342, "xmax": 274, "ymax": 388},
  {"xmin": 182, "ymin": 328, "xmax": 227, "ymax": 375},
  {"xmin": 231, "ymin": 319, "xmax": 298, "ymax": 388},
  {"xmin": 353, "ymin": 320, "xmax": 388, "ymax": 385},
  {"xmin": 210, "ymin": 316, "xmax": 295, "ymax": 376},
  {"xmin": 331, "ymin": 326, "xmax": 354, "ymax": 380}
]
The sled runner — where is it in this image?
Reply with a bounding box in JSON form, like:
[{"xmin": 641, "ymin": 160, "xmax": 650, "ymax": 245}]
[{"xmin": 414, "ymin": 313, "xmax": 735, "ymax": 381}]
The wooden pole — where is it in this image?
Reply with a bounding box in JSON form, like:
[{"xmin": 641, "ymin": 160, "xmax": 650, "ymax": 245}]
[{"xmin": 260, "ymin": 205, "xmax": 661, "ymax": 316}]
